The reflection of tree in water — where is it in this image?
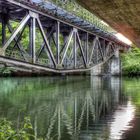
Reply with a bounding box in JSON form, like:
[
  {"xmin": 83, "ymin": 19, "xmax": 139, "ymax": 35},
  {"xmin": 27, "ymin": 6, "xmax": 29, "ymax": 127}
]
[{"xmin": 0, "ymin": 76, "xmax": 125, "ymax": 140}]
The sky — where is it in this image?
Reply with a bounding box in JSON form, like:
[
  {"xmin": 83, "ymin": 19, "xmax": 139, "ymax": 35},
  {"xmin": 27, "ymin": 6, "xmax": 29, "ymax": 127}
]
[
  {"xmin": 101, "ymin": 21, "xmax": 132, "ymax": 45},
  {"xmin": 115, "ymin": 33, "xmax": 132, "ymax": 45}
]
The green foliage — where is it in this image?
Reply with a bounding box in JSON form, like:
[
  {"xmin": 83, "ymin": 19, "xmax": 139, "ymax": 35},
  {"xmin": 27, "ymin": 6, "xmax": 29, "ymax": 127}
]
[
  {"xmin": 121, "ymin": 45, "xmax": 140, "ymax": 75},
  {"xmin": 0, "ymin": 117, "xmax": 34, "ymax": 140}
]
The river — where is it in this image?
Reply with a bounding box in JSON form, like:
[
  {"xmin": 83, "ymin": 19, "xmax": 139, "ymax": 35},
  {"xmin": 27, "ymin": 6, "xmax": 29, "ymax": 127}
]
[{"xmin": 0, "ymin": 76, "xmax": 140, "ymax": 140}]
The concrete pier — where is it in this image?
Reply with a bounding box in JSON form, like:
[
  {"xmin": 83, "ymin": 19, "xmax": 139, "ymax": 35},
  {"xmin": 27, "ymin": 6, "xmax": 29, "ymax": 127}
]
[
  {"xmin": 110, "ymin": 50, "xmax": 121, "ymax": 76},
  {"xmin": 91, "ymin": 49, "xmax": 121, "ymax": 76}
]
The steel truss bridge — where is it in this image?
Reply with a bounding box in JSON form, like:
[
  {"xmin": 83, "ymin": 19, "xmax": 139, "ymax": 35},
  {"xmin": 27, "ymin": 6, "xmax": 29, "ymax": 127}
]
[{"xmin": 0, "ymin": 0, "xmax": 129, "ymax": 73}]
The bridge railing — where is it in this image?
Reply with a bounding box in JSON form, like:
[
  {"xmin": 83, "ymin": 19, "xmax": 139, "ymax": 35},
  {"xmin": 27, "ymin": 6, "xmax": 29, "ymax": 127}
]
[
  {"xmin": 26, "ymin": 0, "xmax": 115, "ymax": 33},
  {"xmin": 47, "ymin": 0, "xmax": 115, "ymax": 33}
]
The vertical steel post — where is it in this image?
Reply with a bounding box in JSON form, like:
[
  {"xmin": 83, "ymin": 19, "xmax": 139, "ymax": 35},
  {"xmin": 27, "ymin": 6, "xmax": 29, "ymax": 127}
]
[
  {"xmin": 29, "ymin": 20, "xmax": 33, "ymax": 56},
  {"xmin": 102, "ymin": 39, "xmax": 106, "ymax": 57},
  {"xmin": 86, "ymin": 33, "xmax": 89, "ymax": 64},
  {"xmin": 73, "ymin": 29, "xmax": 77, "ymax": 68},
  {"xmin": 30, "ymin": 17, "xmax": 36, "ymax": 63},
  {"xmin": 32, "ymin": 17, "xmax": 36, "ymax": 63},
  {"xmin": 56, "ymin": 21, "xmax": 60, "ymax": 65}
]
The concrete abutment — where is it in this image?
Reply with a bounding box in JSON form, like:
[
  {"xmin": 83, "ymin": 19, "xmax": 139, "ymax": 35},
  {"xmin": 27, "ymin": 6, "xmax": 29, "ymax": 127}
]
[{"xmin": 91, "ymin": 49, "xmax": 121, "ymax": 76}]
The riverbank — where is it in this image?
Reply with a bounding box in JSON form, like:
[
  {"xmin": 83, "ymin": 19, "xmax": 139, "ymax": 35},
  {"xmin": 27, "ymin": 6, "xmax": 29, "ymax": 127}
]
[{"xmin": 121, "ymin": 45, "xmax": 140, "ymax": 76}]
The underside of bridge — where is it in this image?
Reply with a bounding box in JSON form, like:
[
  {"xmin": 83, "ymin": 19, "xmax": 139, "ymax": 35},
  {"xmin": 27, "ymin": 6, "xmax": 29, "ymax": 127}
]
[{"xmin": 77, "ymin": 0, "xmax": 140, "ymax": 47}]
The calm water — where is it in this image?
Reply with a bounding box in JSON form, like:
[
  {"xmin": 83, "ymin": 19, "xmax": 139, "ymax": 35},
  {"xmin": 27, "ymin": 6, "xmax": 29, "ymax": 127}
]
[{"xmin": 0, "ymin": 76, "xmax": 140, "ymax": 140}]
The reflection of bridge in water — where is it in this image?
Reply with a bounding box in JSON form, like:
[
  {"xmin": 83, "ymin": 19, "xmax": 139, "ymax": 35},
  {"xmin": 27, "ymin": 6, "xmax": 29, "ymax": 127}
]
[{"xmin": 0, "ymin": 76, "xmax": 128, "ymax": 139}]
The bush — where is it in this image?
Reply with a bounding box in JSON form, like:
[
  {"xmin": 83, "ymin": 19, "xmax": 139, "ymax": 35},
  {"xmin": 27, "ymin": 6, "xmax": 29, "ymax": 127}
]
[
  {"xmin": 0, "ymin": 117, "xmax": 34, "ymax": 140},
  {"xmin": 121, "ymin": 45, "xmax": 140, "ymax": 75}
]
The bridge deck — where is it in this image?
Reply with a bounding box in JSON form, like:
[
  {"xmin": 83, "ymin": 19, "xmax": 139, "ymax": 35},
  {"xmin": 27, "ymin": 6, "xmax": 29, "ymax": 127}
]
[{"xmin": 0, "ymin": 54, "xmax": 114, "ymax": 74}]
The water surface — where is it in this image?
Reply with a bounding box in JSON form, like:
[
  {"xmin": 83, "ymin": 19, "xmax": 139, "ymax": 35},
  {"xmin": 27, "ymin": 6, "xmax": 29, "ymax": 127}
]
[{"xmin": 0, "ymin": 76, "xmax": 140, "ymax": 140}]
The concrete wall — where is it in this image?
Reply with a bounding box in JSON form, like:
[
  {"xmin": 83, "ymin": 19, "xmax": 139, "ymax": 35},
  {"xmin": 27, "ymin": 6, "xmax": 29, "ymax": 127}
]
[
  {"xmin": 110, "ymin": 49, "xmax": 121, "ymax": 76},
  {"xmin": 91, "ymin": 64, "xmax": 102, "ymax": 76},
  {"xmin": 91, "ymin": 50, "xmax": 121, "ymax": 76}
]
